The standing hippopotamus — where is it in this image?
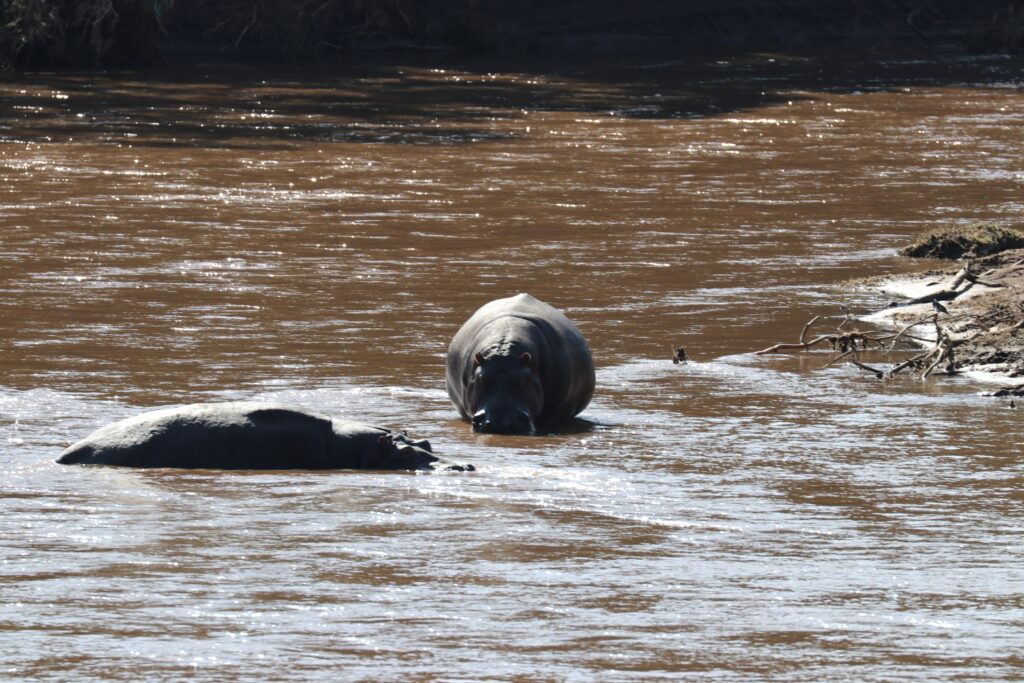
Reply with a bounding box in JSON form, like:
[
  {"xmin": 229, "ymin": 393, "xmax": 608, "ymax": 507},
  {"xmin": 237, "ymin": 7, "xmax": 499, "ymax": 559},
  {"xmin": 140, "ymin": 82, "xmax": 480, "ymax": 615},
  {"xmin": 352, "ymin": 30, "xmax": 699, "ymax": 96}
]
[
  {"xmin": 446, "ymin": 293, "xmax": 595, "ymax": 434},
  {"xmin": 57, "ymin": 401, "xmax": 472, "ymax": 471}
]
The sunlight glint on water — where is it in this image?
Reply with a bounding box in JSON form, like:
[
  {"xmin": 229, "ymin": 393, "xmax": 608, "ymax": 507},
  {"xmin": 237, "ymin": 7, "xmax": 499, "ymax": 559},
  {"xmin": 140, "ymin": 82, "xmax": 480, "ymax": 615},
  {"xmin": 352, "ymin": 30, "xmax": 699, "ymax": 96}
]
[{"xmin": 1, "ymin": 52, "xmax": 1023, "ymax": 680}]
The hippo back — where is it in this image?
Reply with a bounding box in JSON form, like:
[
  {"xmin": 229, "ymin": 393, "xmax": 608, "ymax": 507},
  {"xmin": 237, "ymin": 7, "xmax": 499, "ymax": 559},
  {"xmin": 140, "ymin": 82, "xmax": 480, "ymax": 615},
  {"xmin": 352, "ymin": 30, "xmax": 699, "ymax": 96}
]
[
  {"xmin": 446, "ymin": 293, "xmax": 595, "ymax": 427},
  {"xmin": 57, "ymin": 402, "xmax": 337, "ymax": 469}
]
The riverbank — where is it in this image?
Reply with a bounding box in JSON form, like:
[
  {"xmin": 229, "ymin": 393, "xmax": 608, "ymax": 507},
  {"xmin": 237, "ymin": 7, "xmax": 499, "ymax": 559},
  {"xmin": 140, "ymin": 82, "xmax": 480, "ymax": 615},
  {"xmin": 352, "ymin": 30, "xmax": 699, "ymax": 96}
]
[
  {"xmin": 2, "ymin": 0, "xmax": 1022, "ymax": 69},
  {"xmin": 864, "ymin": 226, "xmax": 1024, "ymax": 386}
]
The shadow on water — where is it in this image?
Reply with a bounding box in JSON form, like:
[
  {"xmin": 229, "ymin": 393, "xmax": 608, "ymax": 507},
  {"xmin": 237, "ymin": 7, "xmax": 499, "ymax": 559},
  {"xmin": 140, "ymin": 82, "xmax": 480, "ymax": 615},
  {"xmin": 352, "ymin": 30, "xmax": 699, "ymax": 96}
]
[
  {"xmin": 444, "ymin": 415, "xmax": 605, "ymax": 438},
  {"xmin": 539, "ymin": 416, "xmax": 607, "ymax": 436},
  {"xmin": 3, "ymin": 48, "xmax": 1022, "ymax": 149}
]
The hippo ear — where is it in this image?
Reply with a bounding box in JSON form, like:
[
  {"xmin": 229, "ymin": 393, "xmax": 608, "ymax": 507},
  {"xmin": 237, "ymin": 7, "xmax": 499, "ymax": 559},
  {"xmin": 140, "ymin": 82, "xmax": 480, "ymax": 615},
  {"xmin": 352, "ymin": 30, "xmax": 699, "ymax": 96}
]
[
  {"xmin": 377, "ymin": 434, "xmax": 391, "ymax": 451},
  {"xmin": 521, "ymin": 352, "xmax": 533, "ymax": 365},
  {"xmin": 474, "ymin": 352, "xmax": 485, "ymax": 366}
]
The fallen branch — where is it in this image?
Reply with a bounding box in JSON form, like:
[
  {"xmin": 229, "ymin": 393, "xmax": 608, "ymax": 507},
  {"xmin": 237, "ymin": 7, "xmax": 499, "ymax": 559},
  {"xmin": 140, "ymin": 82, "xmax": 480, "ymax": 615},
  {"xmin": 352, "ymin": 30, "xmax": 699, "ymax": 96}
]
[
  {"xmin": 884, "ymin": 315, "xmax": 937, "ymax": 356},
  {"xmin": 851, "ymin": 359, "xmax": 886, "ymax": 378},
  {"xmin": 884, "ymin": 347, "xmax": 935, "ymax": 376},
  {"xmin": 886, "ymin": 263, "xmax": 977, "ymax": 308},
  {"xmin": 754, "ymin": 334, "xmax": 841, "ymax": 355},
  {"xmin": 800, "ymin": 315, "xmax": 823, "ymax": 345},
  {"xmin": 754, "ymin": 306, "xmax": 985, "ymax": 381},
  {"xmin": 755, "ymin": 315, "xmax": 885, "ymax": 356},
  {"xmin": 922, "ymin": 335, "xmax": 955, "ymax": 377},
  {"xmin": 886, "ymin": 262, "xmax": 1007, "ymax": 311},
  {"xmin": 885, "ymin": 313, "xmax": 937, "ymax": 354},
  {"xmin": 823, "ymin": 348, "xmax": 857, "ymax": 368}
]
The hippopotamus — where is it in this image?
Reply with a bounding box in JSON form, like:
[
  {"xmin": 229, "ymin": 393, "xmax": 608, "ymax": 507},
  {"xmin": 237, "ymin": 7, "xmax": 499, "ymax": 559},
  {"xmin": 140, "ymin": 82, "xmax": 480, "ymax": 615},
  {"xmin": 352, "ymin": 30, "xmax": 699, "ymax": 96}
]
[
  {"xmin": 445, "ymin": 293, "xmax": 595, "ymax": 434},
  {"xmin": 57, "ymin": 401, "xmax": 473, "ymax": 471}
]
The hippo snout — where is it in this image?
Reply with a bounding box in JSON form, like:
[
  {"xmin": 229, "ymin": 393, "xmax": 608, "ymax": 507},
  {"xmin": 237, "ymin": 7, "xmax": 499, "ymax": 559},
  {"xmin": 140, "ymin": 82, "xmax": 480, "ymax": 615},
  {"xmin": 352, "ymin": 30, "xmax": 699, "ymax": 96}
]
[{"xmin": 472, "ymin": 409, "xmax": 535, "ymax": 435}]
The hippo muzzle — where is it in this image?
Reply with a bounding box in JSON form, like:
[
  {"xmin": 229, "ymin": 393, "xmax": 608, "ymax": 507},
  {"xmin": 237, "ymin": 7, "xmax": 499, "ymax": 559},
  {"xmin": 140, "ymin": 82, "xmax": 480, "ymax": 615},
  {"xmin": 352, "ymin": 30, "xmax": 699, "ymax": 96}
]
[
  {"xmin": 379, "ymin": 434, "xmax": 475, "ymax": 472},
  {"xmin": 471, "ymin": 408, "xmax": 535, "ymax": 435}
]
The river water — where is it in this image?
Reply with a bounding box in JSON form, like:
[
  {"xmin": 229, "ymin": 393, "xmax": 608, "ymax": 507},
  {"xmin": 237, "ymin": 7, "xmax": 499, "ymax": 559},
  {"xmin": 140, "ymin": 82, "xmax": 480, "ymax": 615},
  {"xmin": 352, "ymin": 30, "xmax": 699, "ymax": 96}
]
[{"xmin": 2, "ymin": 49, "xmax": 1022, "ymax": 680}]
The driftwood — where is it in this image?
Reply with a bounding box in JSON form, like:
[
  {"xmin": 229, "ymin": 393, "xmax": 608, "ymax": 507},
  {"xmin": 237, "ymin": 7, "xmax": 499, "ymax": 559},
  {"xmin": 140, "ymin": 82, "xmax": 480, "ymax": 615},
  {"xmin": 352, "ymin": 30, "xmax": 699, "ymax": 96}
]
[
  {"xmin": 887, "ymin": 264, "xmax": 975, "ymax": 307},
  {"xmin": 887, "ymin": 261, "xmax": 1006, "ymax": 309},
  {"xmin": 755, "ymin": 312, "xmax": 904, "ymax": 357},
  {"xmin": 754, "ymin": 315, "xmax": 890, "ymax": 355},
  {"xmin": 752, "ymin": 258, "xmax": 1024, "ymax": 381},
  {"xmin": 755, "ymin": 311, "xmax": 971, "ymax": 379}
]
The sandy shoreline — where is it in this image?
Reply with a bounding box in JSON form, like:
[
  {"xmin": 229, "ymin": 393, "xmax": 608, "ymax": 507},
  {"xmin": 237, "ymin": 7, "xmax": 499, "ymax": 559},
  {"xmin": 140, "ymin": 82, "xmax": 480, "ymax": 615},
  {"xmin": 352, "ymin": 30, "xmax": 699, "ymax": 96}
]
[{"xmin": 861, "ymin": 248, "xmax": 1024, "ymax": 388}]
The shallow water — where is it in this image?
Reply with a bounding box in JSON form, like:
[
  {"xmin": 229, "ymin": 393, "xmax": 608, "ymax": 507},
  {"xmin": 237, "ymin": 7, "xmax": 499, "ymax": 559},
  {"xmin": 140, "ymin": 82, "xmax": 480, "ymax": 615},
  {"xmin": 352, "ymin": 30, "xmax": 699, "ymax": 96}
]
[{"xmin": 2, "ymin": 50, "xmax": 1023, "ymax": 680}]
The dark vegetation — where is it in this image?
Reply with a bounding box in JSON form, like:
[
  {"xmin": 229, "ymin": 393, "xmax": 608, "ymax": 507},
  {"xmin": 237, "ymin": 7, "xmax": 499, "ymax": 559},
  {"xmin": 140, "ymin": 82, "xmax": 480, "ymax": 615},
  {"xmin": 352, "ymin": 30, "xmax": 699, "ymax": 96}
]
[
  {"xmin": 966, "ymin": 1, "xmax": 1024, "ymax": 53},
  {"xmin": 2, "ymin": 0, "xmax": 1024, "ymax": 69},
  {"xmin": 899, "ymin": 222, "xmax": 1024, "ymax": 260}
]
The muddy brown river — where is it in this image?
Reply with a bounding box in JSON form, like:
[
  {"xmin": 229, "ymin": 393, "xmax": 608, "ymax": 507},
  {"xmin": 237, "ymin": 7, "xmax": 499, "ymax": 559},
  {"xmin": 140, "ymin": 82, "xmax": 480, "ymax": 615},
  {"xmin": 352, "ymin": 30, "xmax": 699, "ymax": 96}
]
[{"xmin": 2, "ymin": 49, "xmax": 1023, "ymax": 680}]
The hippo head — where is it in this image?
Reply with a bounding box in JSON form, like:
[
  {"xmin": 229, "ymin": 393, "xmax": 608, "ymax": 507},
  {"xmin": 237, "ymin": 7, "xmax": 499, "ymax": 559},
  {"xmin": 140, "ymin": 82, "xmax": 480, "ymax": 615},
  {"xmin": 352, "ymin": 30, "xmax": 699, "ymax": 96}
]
[
  {"xmin": 375, "ymin": 432, "xmax": 474, "ymax": 472},
  {"xmin": 467, "ymin": 351, "xmax": 543, "ymax": 435}
]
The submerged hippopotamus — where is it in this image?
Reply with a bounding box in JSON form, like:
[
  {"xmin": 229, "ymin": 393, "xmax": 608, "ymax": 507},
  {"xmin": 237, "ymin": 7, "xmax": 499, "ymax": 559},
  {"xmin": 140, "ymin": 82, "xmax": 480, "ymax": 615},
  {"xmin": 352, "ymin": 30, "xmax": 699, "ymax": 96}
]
[
  {"xmin": 57, "ymin": 401, "xmax": 473, "ymax": 471},
  {"xmin": 446, "ymin": 293, "xmax": 595, "ymax": 434}
]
